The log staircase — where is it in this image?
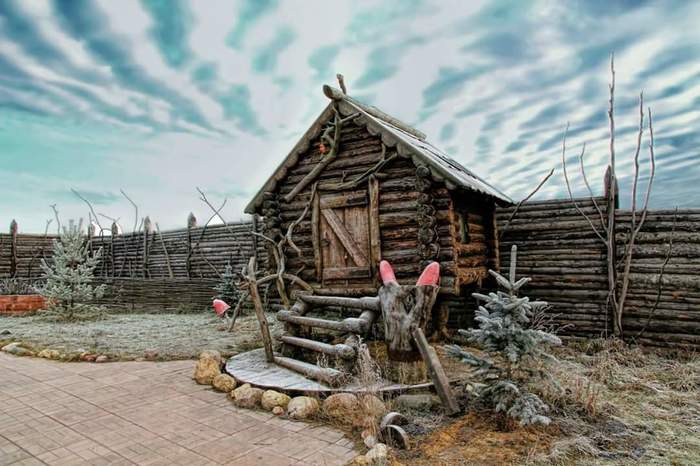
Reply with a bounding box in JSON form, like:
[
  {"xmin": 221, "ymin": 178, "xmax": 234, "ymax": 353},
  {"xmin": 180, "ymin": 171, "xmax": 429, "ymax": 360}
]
[{"xmin": 273, "ymin": 294, "xmax": 381, "ymax": 386}]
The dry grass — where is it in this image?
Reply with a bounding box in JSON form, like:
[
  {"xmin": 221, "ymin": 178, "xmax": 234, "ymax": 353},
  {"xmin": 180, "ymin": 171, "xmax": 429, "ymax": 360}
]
[
  {"xmin": 390, "ymin": 338, "xmax": 700, "ymax": 466},
  {"xmin": 0, "ymin": 311, "xmax": 283, "ymax": 360}
]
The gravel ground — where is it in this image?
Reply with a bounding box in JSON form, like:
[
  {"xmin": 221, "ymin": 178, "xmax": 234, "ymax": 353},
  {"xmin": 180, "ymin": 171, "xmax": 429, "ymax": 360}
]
[{"xmin": 0, "ymin": 312, "xmax": 283, "ymax": 360}]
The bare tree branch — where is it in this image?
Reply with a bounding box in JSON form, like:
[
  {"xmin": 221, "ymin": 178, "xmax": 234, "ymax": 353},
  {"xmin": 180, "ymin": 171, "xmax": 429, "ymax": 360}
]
[
  {"xmin": 579, "ymin": 148, "xmax": 605, "ymax": 226},
  {"xmin": 120, "ymin": 189, "xmax": 139, "ymax": 233},
  {"xmin": 499, "ymin": 167, "xmax": 554, "ymax": 239},
  {"xmin": 49, "ymin": 204, "xmax": 61, "ymax": 233},
  {"xmin": 71, "ymin": 188, "xmax": 102, "ymax": 230},
  {"xmin": 561, "ymin": 126, "xmax": 606, "ymax": 242},
  {"xmin": 616, "ymin": 96, "xmax": 656, "ymax": 334},
  {"xmin": 285, "ymin": 182, "xmax": 318, "ymax": 255}
]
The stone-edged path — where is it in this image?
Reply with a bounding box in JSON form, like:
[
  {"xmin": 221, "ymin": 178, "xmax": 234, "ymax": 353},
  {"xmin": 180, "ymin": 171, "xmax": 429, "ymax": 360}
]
[{"xmin": 0, "ymin": 353, "xmax": 358, "ymax": 465}]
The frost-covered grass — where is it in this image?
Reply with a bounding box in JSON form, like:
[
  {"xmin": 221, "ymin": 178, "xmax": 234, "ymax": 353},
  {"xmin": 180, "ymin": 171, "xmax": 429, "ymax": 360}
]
[{"xmin": 0, "ymin": 311, "xmax": 283, "ymax": 360}]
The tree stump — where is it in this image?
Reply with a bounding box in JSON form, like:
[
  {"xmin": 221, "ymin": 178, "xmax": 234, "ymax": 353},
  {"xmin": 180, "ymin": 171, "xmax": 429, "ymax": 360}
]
[{"xmin": 378, "ymin": 261, "xmax": 439, "ymax": 384}]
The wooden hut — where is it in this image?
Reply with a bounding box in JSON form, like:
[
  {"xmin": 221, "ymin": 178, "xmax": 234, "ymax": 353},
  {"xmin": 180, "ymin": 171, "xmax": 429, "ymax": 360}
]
[{"xmin": 245, "ymin": 85, "xmax": 512, "ymax": 333}]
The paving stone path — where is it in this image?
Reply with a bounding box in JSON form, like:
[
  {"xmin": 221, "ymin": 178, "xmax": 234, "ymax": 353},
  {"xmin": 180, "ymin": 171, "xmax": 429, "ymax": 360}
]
[{"xmin": 0, "ymin": 353, "xmax": 358, "ymax": 465}]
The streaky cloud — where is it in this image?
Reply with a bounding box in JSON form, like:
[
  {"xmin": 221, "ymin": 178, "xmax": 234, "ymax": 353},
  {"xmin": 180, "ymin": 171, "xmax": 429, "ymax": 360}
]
[
  {"xmin": 141, "ymin": 0, "xmax": 194, "ymax": 69},
  {"xmin": 226, "ymin": 0, "xmax": 278, "ymax": 49},
  {"xmin": 53, "ymin": 0, "xmax": 216, "ymax": 134},
  {"xmin": 252, "ymin": 27, "xmax": 295, "ymax": 74}
]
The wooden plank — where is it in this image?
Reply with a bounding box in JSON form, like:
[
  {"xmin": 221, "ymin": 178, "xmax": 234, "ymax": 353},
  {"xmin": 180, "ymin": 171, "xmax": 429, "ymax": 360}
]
[
  {"xmin": 345, "ymin": 205, "xmax": 371, "ymax": 264},
  {"xmin": 412, "ymin": 327, "xmax": 460, "ymax": 415},
  {"xmin": 368, "ymin": 175, "xmax": 382, "ymax": 276},
  {"xmin": 320, "ymin": 191, "xmax": 367, "ymax": 209},
  {"xmin": 323, "ymin": 266, "xmax": 371, "ymax": 280},
  {"xmin": 321, "ymin": 208, "xmax": 369, "ymax": 266},
  {"xmin": 311, "ymin": 192, "xmax": 322, "ymax": 279},
  {"xmin": 321, "ymin": 213, "xmax": 346, "ymax": 273}
]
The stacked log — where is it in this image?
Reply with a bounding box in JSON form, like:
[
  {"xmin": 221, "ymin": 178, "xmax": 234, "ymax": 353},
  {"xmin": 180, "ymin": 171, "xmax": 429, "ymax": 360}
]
[
  {"xmin": 616, "ymin": 209, "xmax": 700, "ymax": 348},
  {"xmin": 415, "ymin": 164, "xmax": 440, "ymax": 269},
  {"xmin": 496, "ymin": 198, "xmax": 611, "ymax": 338}
]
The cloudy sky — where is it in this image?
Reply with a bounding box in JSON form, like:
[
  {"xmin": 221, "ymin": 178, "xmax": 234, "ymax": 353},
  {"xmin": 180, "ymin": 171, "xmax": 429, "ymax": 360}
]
[{"xmin": 1, "ymin": 0, "xmax": 698, "ymax": 233}]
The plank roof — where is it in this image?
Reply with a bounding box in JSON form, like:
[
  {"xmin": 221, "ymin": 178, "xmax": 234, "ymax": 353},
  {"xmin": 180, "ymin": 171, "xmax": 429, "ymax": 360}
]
[{"xmin": 245, "ymin": 86, "xmax": 513, "ymax": 214}]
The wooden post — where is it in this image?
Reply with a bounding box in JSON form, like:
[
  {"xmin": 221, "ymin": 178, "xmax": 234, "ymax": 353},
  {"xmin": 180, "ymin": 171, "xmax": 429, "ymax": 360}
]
[
  {"xmin": 245, "ymin": 256, "xmax": 274, "ymax": 363},
  {"xmin": 155, "ymin": 222, "xmax": 174, "ymax": 279},
  {"xmin": 110, "ymin": 222, "xmax": 119, "ymax": 277},
  {"xmin": 412, "ymin": 327, "xmax": 460, "ymax": 415},
  {"xmin": 142, "ymin": 216, "xmax": 151, "ymax": 278},
  {"xmin": 9, "ymin": 220, "xmax": 17, "ymax": 278},
  {"xmin": 186, "ymin": 213, "xmax": 196, "ymax": 279}
]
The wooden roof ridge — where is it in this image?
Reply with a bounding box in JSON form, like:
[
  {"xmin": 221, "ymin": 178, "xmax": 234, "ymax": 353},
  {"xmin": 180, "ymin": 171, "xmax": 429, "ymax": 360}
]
[{"xmin": 244, "ymin": 86, "xmax": 513, "ymax": 214}]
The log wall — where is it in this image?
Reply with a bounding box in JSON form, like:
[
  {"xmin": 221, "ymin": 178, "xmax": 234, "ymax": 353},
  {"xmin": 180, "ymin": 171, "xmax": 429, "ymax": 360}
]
[
  {"xmin": 271, "ymin": 118, "xmax": 463, "ymax": 293},
  {"xmin": 497, "ymin": 198, "xmax": 700, "ymax": 349},
  {"xmin": 616, "ymin": 209, "xmax": 700, "ymax": 349}
]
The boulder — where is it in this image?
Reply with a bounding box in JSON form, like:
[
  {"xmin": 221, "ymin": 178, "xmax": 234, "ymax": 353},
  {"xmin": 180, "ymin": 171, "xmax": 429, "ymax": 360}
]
[
  {"xmin": 231, "ymin": 384, "xmax": 263, "ymax": 409},
  {"xmin": 363, "ymin": 434, "xmax": 378, "ymax": 448},
  {"xmin": 393, "ymin": 393, "xmax": 440, "ymax": 412},
  {"xmin": 95, "ymin": 355, "xmax": 109, "ymax": 363},
  {"xmin": 80, "ymin": 353, "xmax": 97, "ymax": 362},
  {"xmin": 286, "ymin": 396, "xmax": 320, "ymax": 420},
  {"xmin": 143, "ymin": 350, "xmax": 159, "ymax": 361},
  {"xmin": 1, "ymin": 342, "xmax": 34, "ymax": 357},
  {"xmin": 193, "ymin": 350, "xmax": 222, "ymax": 385},
  {"xmin": 212, "ymin": 374, "xmax": 237, "ymax": 392},
  {"xmin": 37, "ymin": 349, "xmax": 61, "ymax": 360},
  {"xmin": 359, "ymin": 394, "xmax": 387, "ymax": 419},
  {"xmin": 322, "ymin": 393, "xmax": 360, "ymax": 423},
  {"xmin": 348, "ymin": 455, "xmax": 370, "ymax": 466},
  {"xmin": 365, "ymin": 443, "xmax": 389, "ymax": 466},
  {"xmin": 261, "ymin": 390, "xmax": 291, "ymax": 411},
  {"xmin": 272, "ymin": 406, "xmax": 285, "ymax": 416}
]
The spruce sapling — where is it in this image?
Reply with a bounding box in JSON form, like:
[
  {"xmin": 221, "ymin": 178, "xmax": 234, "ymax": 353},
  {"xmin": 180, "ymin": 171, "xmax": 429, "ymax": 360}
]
[
  {"xmin": 40, "ymin": 219, "xmax": 106, "ymax": 319},
  {"xmin": 446, "ymin": 245, "xmax": 561, "ymax": 427}
]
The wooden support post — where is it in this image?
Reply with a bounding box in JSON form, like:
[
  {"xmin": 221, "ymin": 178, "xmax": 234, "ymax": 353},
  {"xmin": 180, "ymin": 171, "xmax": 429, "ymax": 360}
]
[
  {"xmin": 245, "ymin": 256, "xmax": 274, "ymax": 362},
  {"xmin": 9, "ymin": 220, "xmax": 17, "ymax": 278},
  {"xmin": 412, "ymin": 327, "xmax": 460, "ymax": 415}
]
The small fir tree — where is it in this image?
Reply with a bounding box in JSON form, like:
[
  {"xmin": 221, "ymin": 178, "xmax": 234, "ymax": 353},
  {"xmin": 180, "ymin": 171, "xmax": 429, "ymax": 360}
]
[
  {"xmin": 213, "ymin": 262, "xmax": 241, "ymax": 305},
  {"xmin": 446, "ymin": 245, "xmax": 561, "ymax": 427},
  {"xmin": 40, "ymin": 219, "xmax": 106, "ymax": 319}
]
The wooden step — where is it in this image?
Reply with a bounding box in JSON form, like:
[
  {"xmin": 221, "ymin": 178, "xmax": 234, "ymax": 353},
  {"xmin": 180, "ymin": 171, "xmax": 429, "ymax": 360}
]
[
  {"xmin": 273, "ymin": 355, "xmax": 344, "ymax": 386},
  {"xmin": 278, "ymin": 335, "xmax": 356, "ymax": 359},
  {"xmin": 277, "ymin": 310, "xmax": 376, "ymax": 334},
  {"xmin": 298, "ymin": 294, "xmax": 380, "ymax": 311}
]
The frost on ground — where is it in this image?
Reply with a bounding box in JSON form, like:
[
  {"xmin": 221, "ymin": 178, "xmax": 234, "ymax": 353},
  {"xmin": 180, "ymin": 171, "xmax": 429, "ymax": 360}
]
[{"xmin": 0, "ymin": 312, "xmax": 283, "ymax": 360}]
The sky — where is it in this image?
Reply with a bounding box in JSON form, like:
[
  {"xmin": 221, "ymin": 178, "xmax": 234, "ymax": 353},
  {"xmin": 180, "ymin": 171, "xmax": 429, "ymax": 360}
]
[{"xmin": 1, "ymin": 0, "xmax": 698, "ymax": 233}]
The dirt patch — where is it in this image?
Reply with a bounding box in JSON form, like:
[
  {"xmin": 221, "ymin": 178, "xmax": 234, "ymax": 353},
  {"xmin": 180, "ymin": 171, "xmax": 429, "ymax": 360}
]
[
  {"xmin": 393, "ymin": 412, "xmax": 557, "ymax": 466},
  {"xmin": 384, "ymin": 339, "xmax": 700, "ymax": 466},
  {"xmin": 0, "ymin": 311, "xmax": 283, "ymax": 360}
]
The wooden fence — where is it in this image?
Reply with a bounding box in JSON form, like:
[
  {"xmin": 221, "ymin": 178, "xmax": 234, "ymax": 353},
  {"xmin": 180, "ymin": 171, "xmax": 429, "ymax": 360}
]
[
  {"xmin": 0, "ymin": 218, "xmax": 266, "ymax": 311},
  {"xmin": 497, "ymin": 198, "xmax": 700, "ymax": 350},
  {"xmin": 3, "ymin": 201, "xmax": 699, "ymax": 349}
]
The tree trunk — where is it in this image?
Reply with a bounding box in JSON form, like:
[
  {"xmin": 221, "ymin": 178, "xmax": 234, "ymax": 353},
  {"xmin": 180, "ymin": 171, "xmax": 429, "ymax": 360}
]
[{"xmin": 379, "ymin": 282, "xmax": 439, "ymax": 384}]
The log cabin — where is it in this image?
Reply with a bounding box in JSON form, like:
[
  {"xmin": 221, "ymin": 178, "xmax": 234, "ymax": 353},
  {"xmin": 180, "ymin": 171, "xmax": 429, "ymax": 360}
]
[{"xmin": 245, "ymin": 85, "xmax": 513, "ymax": 335}]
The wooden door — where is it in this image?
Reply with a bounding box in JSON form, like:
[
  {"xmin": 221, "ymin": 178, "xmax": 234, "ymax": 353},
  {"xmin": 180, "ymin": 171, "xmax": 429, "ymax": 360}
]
[{"xmin": 312, "ymin": 179, "xmax": 381, "ymax": 283}]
